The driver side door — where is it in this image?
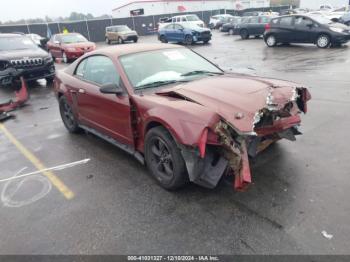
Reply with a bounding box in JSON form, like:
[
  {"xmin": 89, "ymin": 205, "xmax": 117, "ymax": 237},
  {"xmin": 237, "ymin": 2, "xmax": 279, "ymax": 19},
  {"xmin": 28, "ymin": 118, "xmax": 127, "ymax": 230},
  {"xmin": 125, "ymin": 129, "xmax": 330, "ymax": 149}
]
[{"xmin": 73, "ymin": 55, "xmax": 134, "ymax": 145}]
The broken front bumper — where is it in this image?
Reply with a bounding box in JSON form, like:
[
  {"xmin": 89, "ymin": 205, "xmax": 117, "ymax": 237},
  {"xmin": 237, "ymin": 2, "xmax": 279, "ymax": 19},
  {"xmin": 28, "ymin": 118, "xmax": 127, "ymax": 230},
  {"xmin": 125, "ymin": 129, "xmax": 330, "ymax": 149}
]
[{"xmin": 0, "ymin": 63, "xmax": 55, "ymax": 86}]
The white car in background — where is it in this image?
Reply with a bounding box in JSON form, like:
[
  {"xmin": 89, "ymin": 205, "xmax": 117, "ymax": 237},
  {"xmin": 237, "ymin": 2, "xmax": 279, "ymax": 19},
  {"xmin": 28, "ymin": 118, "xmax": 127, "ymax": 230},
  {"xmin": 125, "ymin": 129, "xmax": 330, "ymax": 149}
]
[
  {"xmin": 209, "ymin": 14, "xmax": 233, "ymax": 29},
  {"xmin": 158, "ymin": 14, "xmax": 205, "ymax": 30}
]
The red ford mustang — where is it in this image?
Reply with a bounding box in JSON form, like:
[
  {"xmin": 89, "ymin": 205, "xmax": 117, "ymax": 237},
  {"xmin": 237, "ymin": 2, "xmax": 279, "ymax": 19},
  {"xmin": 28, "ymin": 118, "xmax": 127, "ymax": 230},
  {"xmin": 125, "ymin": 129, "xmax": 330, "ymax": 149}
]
[{"xmin": 54, "ymin": 44, "xmax": 311, "ymax": 190}]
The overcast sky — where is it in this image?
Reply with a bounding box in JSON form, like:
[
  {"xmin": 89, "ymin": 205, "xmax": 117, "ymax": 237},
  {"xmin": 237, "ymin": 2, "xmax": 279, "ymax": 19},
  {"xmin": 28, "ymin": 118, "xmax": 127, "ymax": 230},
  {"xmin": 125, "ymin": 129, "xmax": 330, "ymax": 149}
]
[{"xmin": 0, "ymin": 0, "xmax": 129, "ymax": 21}]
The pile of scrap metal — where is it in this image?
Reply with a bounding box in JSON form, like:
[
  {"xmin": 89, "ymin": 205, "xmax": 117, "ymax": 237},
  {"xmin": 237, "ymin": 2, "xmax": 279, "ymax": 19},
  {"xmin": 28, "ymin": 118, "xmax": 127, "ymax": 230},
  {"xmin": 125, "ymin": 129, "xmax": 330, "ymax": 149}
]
[{"xmin": 0, "ymin": 77, "xmax": 29, "ymax": 122}]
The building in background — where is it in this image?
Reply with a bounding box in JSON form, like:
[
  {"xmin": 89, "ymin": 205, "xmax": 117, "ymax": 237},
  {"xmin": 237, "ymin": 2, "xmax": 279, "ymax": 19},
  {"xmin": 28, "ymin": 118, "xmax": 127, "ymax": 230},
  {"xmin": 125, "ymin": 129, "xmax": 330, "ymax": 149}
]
[
  {"xmin": 299, "ymin": 0, "xmax": 349, "ymax": 9},
  {"xmin": 112, "ymin": 0, "xmax": 271, "ymax": 18}
]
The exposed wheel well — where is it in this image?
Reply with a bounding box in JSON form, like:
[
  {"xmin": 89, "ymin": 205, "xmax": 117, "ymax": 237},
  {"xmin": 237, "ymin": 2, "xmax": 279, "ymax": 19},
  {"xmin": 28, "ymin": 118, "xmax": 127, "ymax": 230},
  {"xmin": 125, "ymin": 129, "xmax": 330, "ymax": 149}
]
[
  {"xmin": 316, "ymin": 33, "xmax": 331, "ymax": 43},
  {"xmin": 145, "ymin": 121, "xmax": 163, "ymax": 134}
]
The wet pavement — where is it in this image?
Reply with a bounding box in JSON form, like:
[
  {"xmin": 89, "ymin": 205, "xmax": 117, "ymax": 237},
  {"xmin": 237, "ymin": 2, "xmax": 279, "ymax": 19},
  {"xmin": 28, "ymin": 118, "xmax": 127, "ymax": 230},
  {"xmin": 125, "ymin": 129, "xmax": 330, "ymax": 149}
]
[{"xmin": 0, "ymin": 31, "xmax": 350, "ymax": 254}]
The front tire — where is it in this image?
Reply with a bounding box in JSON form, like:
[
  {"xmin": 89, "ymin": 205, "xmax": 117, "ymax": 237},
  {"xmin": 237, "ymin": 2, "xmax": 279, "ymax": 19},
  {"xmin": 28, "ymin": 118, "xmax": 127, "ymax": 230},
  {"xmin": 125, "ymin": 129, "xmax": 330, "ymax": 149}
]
[
  {"xmin": 316, "ymin": 34, "xmax": 330, "ymax": 48},
  {"xmin": 62, "ymin": 52, "xmax": 69, "ymax": 63},
  {"xmin": 118, "ymin": 37, "xmax": 124, "ymax": 44},
  {"xmin": 59, "ymin": 96, "xmax": 81, "ymax": 133},
  {"xmin": 145, "ymin": 127, "xmax": 189, "ymax": 190},
  {"xmin": 160, "ymin": 35, "xmax": 168, "ymax": 43},
  {"xmin": 229, "ymin": 28, "xmax": 234, "ymax": 35},
  {"xmin": 240, "ymin": 29, "xmax": 249, "ymax": 40},
  {"xmin": 46, "ymin": 77, "xmax": 54, "ymax": 87},
  {"xmin": 265, "ymin": 34, "xmax": 277, "ymax": 47}
]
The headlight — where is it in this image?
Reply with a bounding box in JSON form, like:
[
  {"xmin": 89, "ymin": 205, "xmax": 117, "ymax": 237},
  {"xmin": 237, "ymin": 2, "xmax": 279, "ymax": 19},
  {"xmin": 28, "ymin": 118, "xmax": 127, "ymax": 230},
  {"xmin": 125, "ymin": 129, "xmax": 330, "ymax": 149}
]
[
  {"xmin": 67, "ymin": 47, "xmax": 77, "ymax": 52},
  {"xmin": 330, "ymin": 27, "xmax": 345, "ymax": 33},
  {"xmin": 44, "ymin": 56, "xmax": 53, "ymax": 63}
]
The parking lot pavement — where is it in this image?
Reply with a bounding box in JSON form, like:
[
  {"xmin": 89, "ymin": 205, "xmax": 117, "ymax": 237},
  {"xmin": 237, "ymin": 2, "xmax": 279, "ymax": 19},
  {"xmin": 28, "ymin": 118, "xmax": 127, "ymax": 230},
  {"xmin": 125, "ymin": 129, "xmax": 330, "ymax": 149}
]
[{"xmin": 1, "ymin": 31, "xmax": 350, "ymax": 255}]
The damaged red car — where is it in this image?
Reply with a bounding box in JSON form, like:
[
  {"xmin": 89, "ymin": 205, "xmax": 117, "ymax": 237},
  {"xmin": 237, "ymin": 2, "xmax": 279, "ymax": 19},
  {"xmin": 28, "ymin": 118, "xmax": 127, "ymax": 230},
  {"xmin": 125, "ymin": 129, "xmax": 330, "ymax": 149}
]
[{"xmin": 54, "ymin": 44, "xmax": 311, "ymax": 190}]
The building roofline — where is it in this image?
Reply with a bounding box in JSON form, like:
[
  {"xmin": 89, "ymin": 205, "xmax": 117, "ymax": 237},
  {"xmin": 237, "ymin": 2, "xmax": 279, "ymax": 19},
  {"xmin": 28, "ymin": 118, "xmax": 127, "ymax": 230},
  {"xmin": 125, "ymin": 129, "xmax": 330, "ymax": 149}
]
[{"xmin": 112, "ymin": 0, "xmax": 229, "ymax": 12}]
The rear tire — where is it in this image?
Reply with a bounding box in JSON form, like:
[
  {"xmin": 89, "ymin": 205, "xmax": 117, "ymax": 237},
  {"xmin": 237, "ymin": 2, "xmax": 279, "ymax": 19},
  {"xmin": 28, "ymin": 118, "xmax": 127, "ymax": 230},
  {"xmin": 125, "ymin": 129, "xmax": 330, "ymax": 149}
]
[
  {"xmin": 105, "ymin": 37, "xmax": 111, "ymax": 45},
  {"xmin": 240, "ymin": 29, "xmax": 249, "ymax": 39},
  {"xmin": 265, "ymin": 34, "xmax": 277, "ymax": 47},
  {"xmin": 145, "ymin": 127, "xmax": 189, "ymax": 190},
  {"xmin": 118, "ymin": 37, "xmax": 124, "ymax": 44},
  {"xmin": 184, "ymin": 34, "xmax": 193, "ymax": 45},
  {"xmin": 134, "ymin": 38, "xmax": 138, "ymax": 43},
  {"xmin": 59, "ymin": 96, "xmax": 81, "ymax": 133},
  {"xmin": 316, "ymin": 34, "xmax": 330, "ymax": 48}
]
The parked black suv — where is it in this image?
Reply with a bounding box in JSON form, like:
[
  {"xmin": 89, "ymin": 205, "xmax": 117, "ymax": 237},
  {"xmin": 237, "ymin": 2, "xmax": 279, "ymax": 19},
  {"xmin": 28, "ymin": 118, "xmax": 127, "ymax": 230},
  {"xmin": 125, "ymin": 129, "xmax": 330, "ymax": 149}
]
[
  {"xmin": 264, "ymin": 15, "xmax": 350, "ymax": 48},
  {"xmin": 0, "ymin": 34, "xmax": 55, "ymax": 86}
]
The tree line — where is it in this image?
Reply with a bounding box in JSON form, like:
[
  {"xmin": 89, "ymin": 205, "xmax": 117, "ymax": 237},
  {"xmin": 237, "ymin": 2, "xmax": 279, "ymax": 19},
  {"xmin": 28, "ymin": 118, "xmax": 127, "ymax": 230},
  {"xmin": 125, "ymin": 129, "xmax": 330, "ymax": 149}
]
[{"xmin": 0, "ymin": 12, "xmax": 111, "ymax": 25}]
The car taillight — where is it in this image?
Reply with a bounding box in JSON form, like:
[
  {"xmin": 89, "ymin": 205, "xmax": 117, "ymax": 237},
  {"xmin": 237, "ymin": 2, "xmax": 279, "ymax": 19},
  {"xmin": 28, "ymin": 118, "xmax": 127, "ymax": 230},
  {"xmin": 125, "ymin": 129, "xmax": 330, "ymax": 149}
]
[{"xmin": 265, "ymin": 23, "xmax": 271, "ymax": 31}]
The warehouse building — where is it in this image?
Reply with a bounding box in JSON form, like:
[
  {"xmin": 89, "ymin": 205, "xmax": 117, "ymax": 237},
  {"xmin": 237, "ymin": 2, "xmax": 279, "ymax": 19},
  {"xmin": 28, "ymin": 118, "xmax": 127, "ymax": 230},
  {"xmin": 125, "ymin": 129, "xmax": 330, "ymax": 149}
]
[
  {"xmin": 299, "ymin": 0, "xmax": 349, "ymax": 9},
  {"xmin": 112, "ymin": 0, "xmax": 271, "ymax": 18}
]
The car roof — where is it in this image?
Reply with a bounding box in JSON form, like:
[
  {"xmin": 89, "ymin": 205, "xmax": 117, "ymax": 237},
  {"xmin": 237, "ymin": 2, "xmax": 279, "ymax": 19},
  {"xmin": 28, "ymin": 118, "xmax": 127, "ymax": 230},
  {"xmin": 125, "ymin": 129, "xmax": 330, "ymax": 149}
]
[
  {"xmin": 107, "ymin": 25, "xmax": 128, "ymax": 28},
  {"xmin": 92, "ymin": 43, "xmax": 182, "ymax": 59}
]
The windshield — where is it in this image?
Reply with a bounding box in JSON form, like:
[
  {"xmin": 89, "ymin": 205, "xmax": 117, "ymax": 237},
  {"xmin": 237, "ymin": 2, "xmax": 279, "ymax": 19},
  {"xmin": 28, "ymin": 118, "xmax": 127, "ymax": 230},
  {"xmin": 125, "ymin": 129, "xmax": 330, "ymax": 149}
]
[
  {"xmin": 119, "ymin": 48, "xmax": 223, "ymax": 90},
  {"xmin": 186, "ymin": 15, "xmax": 200, "ymax": 21},
  {"xmin": 0, "ymin": 36, "xmax": 38, "ymax": 51},
  {"xmin": 116, "ymin": 26, "xmax": 131, "ymax": 32},
  {"xmin": 60, "ymin": 34, "xmax": 88, "ymax": 43}
]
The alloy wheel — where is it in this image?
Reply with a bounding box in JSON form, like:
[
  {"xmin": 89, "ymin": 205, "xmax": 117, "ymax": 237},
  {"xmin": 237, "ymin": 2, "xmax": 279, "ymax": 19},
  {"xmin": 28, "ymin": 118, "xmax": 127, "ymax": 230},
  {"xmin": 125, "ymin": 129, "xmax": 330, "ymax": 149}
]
[
  {"xmin": 61, "ymin": 99, "xmax": 75, "ymax": 130},
  {"xmin": 62, "ymin": 52, "xmax": 68, "ymax": 63},
  {"xmin": 266, "ymin": 35, "xmax": 276, "ymax": 47},
  {"xmin": 317, "ymin": 35, "xmax": 330, "ymax": 48},
  {"xmin": 149, "ymin": 137, "xmax": 174, "ymax": 182}
]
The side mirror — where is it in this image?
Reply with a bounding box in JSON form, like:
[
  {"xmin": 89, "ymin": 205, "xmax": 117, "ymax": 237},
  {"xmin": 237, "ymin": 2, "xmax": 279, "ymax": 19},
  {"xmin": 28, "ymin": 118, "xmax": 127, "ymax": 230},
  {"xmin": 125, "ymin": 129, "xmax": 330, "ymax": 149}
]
[{"xmin": 100, "ymin": 83, "xmax": 124, "ymax": 95}]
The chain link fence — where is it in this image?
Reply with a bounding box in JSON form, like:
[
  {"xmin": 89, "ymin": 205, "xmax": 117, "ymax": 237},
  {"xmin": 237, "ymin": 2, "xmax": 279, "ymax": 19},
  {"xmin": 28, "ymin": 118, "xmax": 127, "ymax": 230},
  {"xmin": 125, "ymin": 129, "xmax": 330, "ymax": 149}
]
[{"xmin": 0, "ymin": 6, "xmax": 291, "ymax": 42}]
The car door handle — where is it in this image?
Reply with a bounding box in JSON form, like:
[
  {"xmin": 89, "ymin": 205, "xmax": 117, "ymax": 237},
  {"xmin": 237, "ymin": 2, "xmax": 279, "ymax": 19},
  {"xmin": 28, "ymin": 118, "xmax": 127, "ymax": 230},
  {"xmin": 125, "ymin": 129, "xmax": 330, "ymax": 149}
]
[{"xmin": 78, "ymin": 88, "xmax": 86, "ymax": 94}]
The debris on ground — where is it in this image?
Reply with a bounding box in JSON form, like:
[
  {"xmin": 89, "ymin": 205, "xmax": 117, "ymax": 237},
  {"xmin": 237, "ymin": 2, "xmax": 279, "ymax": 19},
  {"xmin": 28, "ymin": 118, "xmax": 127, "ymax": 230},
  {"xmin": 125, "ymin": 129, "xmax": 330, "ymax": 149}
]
[
  {"xmin": 0, "ymin": 77, "xmax": 28, "ymax": 122},
  {"xmin": 322, "ymin": 230, "xmax": 334, "ymax": 240}
]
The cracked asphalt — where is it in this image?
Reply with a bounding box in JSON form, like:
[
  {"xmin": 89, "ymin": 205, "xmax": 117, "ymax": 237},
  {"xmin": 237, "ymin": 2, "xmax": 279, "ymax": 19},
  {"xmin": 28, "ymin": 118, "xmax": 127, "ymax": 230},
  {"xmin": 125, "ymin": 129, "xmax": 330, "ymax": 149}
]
[{"xmin": 0, "ymin": 31, "xmax": 350, "ymax": 255}]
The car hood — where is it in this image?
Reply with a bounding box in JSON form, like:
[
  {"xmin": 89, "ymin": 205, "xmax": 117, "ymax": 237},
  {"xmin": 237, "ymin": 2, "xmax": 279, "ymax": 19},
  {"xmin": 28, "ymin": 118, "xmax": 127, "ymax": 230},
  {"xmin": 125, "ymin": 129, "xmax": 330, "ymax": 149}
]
[
  {"xmin": 119, "ymin": 30, "xmax": 137, "ymax": 35},
  {"xmin": 62, "ymin": 42, "xmax": 95, "ymax": 48},
  {"xmin": 189, "ymin": 27, "xmax": 210, "ymax": 32},
  {"xmin": 329, "ymin": 22, "xmax": 349, "ymax": 30},
  {"xmin": 157, "ymin": 74, "xmax": 303, "ymax": 134},
  {"xmin": 0, "ymin": 48, "xmax": 48, "ymax": 60}
]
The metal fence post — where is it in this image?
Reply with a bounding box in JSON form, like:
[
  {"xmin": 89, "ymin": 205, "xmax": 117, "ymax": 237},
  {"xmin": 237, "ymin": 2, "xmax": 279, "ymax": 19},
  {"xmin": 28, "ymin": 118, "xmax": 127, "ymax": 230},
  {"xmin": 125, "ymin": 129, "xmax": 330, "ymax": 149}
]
[
  {"xmin": 85, "ymin": 18, "xmax": 91, "ymax": 40},
  {"xmin": 132, "ymin": 16, "xmax": 135, "ymax": 30}
]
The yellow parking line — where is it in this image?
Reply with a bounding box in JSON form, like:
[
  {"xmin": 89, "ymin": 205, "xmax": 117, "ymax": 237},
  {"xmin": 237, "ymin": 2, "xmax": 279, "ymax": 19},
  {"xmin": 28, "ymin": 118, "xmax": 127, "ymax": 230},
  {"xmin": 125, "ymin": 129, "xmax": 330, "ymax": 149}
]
[{"xmin": 0, "ymin": 123, "xmax": 74, "ymax": 200}]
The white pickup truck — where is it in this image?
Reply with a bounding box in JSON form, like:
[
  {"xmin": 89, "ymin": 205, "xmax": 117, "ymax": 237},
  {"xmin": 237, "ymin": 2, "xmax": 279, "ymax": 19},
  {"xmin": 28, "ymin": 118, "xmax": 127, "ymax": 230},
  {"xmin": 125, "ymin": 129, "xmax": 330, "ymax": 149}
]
[{"xmin": 158, "ymin": 14, "xmax": 205, "ymax": 30}]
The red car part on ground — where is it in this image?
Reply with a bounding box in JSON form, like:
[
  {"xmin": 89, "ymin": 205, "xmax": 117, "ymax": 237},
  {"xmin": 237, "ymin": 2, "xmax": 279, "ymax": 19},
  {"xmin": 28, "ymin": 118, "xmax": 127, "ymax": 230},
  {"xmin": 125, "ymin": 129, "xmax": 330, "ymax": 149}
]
[{"xmin": 0, "ymin": 77, "xmax": 29, "ymax": 121}]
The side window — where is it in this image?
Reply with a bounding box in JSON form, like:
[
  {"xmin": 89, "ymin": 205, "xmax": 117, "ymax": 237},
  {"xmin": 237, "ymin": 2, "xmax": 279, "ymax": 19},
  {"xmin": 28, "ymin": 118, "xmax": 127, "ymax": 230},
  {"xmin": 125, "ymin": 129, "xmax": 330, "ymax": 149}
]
[
  {"xmin": 271, "ymin": 18, "xmax": 279, "ymax": 24},
  {"xmin": 176, "ymin": 17, "xmax": 181, "ymax": 22},
  {"xmin": 250, "ymin": 17, "xmax": 259, "ymax": 23},
  {"xmin": 172, "ymin": 18, "xmax": 176, "ymax": 23},
  {"xmin": 83, "ymin": 56, "xmax": 121, "ymax": 86},
  {"xmin": 181, "ymin": 17, "xmax": 187, "ymax": 22},
  {"xmin": 75, "ymin": 59, "xmax": 87, "ymax": 77},
  {"xmin": 174, "ymin": 24, "xmax": 183, "ymax": 30},
  {"xmin": 280, "ymin": 16, "xmax": 294, "ymax": 26},
  {"xmin": 295, "ymin": 17, "xmax": 313, "ymax": 28}
]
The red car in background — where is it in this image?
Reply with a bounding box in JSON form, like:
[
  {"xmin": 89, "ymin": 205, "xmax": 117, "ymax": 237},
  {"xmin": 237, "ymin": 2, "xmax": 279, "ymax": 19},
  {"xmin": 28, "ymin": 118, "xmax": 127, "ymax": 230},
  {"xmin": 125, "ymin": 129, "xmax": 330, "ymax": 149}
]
[{"xmin": 47, "ymin": 33, "xmax": 96, "ymax": 63}]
